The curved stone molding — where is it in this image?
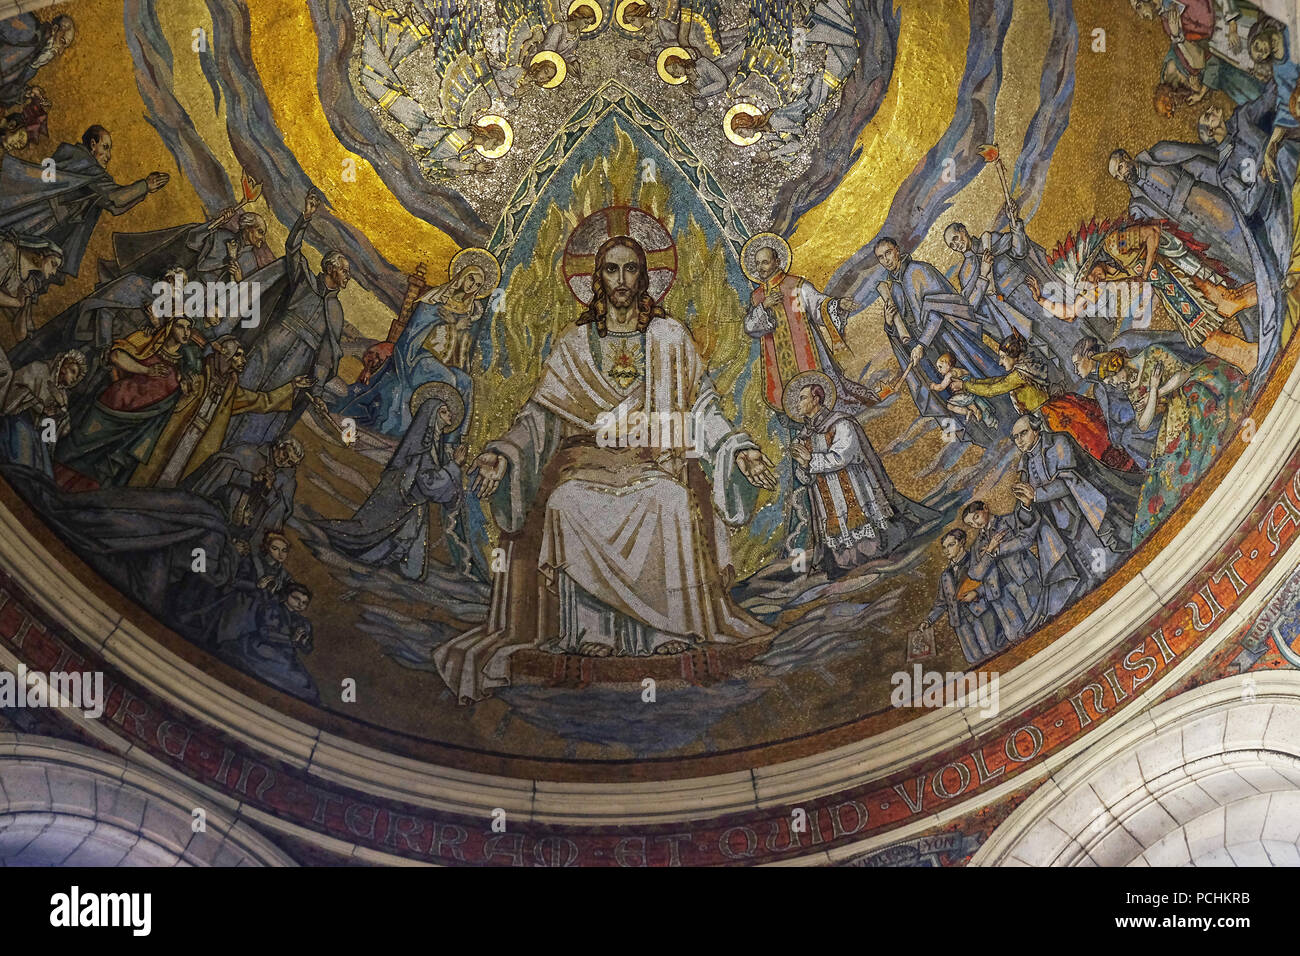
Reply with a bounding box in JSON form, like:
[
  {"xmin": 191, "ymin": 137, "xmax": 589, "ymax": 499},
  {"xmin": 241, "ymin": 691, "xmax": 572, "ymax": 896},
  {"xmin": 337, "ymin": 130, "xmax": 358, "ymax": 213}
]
[
  {"xmin": 1134, "ymin": 791, "xmax": 1300, "ymax": 867},
  {"xmin": 0, "ymin": 356, "xmax": 1296, "ymax": 835},
  {"xmin": 1, "ymin": 0, "xmax": 1299, "ymax": 867},
  {"xmin": 0, "ymin": 733, "xmax": 297, "ymax": 866},
  {"xmin": 972, "ymin": 673, "xmax": 1300, "ymax": 867}
]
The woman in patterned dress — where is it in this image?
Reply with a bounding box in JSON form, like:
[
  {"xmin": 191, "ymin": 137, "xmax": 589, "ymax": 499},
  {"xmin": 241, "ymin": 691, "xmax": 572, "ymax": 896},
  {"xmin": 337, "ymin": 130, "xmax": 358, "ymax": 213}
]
[{"xmin": 1094, "ymin": 345, "xmax": 1248, "ymax": 545}]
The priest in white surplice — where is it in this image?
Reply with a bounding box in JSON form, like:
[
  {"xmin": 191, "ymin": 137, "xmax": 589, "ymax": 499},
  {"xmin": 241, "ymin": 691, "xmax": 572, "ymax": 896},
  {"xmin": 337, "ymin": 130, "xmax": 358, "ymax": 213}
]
[
  {"xmin": 433, "ymin": 236, "xmax": 778, "ymax": 702},
  {"xmin": 788, "ymin": 370, "xmax": 940, "ymax": 579}
]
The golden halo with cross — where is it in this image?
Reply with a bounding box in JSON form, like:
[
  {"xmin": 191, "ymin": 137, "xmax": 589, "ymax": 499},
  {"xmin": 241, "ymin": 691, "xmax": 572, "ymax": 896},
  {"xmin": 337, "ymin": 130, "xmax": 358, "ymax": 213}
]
[
  {"xmin": 782, "ymin": 370, "xmax": 837, "ymax": 422},
  {"xmin": 410, "ymin": 380, "xmax": 466, "ymax": 431},
  {"xmin": 448, "ymin": 246, "xmax": 501, "ymax": 297},
  {"xmin": 562, "ymin": 205, "xmax": 678, "ymax": 305},
  {"xmin": 741, "ymin": 232, "xmax": 792, "ymax": 284}
]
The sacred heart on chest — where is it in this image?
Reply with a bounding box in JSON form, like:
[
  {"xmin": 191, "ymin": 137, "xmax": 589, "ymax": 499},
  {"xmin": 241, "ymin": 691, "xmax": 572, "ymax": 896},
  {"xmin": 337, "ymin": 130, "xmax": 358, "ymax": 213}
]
[{"xmin": 607, "ymin": 341, "xmax": 644, "ymax": 391}]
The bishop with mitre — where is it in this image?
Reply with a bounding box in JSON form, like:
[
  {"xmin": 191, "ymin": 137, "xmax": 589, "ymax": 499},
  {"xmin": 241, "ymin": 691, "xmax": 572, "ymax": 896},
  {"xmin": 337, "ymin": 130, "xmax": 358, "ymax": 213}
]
[{"xmin": 434, "ymin": 226, "xmax": 777, "ymax": 702}]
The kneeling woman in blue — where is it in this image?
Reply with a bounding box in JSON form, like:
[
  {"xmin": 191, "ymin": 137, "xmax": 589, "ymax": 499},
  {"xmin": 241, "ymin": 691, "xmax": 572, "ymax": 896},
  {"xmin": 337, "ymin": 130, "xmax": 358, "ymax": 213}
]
[{"xmin": 0, "ymin": 350, "xmax": 87, "ymax": 476}]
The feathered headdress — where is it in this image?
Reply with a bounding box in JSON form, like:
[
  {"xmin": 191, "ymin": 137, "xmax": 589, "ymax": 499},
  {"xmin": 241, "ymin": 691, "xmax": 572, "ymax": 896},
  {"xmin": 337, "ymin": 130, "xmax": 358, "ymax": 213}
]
[{"xmin": 1046, "ymin": 217, "xmax": 1113, "ymax": 286}]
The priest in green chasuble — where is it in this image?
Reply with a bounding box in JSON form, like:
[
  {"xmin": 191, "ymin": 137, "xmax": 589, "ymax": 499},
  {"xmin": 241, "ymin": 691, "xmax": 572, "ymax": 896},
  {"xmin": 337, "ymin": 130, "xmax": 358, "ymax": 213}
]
[{"xmin": 434, "ymin": 232, "xmax": 778, "ymax": 702}]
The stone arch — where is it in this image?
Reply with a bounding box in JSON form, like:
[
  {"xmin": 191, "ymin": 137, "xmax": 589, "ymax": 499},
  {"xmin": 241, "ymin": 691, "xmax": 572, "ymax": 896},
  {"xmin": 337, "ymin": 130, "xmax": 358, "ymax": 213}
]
[
  {"xmin": 0, "ymin": 734, "xmax": 296, "ymax": 866},
  {"xmin": 973, "ymin": 673, "xmax": 1300, "ymax": 866}
]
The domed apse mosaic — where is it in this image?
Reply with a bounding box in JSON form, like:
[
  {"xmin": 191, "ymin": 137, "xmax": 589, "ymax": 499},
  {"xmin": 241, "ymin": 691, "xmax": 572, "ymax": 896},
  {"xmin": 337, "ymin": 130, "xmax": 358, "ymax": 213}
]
[{"xmin": 0, "ymin": 0, "xmax": 1297, "ymax": 776}]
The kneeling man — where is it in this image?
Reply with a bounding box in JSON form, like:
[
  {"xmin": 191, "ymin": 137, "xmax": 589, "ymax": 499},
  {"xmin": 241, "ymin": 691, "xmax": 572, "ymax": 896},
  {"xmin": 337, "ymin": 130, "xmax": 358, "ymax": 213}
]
[{"xmin": 788, "ymin": 370, "xmax": 938, "ymax": 578}]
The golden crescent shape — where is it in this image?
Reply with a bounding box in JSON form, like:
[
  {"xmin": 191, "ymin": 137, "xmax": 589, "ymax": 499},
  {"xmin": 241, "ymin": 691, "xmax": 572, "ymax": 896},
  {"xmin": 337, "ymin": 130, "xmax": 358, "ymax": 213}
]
[
  {"xmin": 529, "ymin": 50, "xmax": 567, "ymax": 89},
  {"xmin": 615, "ymin": 0, "xmax": 645, "ymax": 31},
  {"xmin": 656, "ymin": 46, "xmax": 691, "ymax": 85},
  {"xmin": 567, "ymin": 0, "xmax": 603, "ymax": 32},
  {"xmin": 724, "ymin": 102, "xmax": 764, "ymax": 146},
  {"xmin": 473, "ymin": 114, "xmax": 513, "ymax": 159}
]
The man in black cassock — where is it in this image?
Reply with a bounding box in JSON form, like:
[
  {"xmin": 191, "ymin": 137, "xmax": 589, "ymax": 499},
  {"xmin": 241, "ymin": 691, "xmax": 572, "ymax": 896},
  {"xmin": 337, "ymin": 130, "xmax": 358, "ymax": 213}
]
[
  {"xmin": 0, "ymin": 126, "xmax": 170, "ymax": 281},
  {"xmin": 223, "ymin": 192, "xmax": 348, "ymax": 446},
  {"xmin": 874, "ymin": 236, "xmax": 1012, "ymax": 447},
  {"xmin": 99, "ymin": 208, "xmax": 277, "ymax": 286}
]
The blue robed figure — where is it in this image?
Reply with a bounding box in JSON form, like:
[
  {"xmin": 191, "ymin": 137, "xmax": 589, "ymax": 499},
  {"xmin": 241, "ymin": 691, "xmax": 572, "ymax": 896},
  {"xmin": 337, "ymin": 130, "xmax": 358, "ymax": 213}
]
[
  {"xmin": 873, "ymin": 238, "xmax": 1013, "ymax": 446},
  {"xmin": 0, "ymin": 13, "xmax": 74, "ymax": 107},
  {"xmin": 333, "ymin": 251, "xmax": 497, "ymax": 443},
  {"xmin": 0, "ymin": 128, "xmax": 168, "ymax": 281}
]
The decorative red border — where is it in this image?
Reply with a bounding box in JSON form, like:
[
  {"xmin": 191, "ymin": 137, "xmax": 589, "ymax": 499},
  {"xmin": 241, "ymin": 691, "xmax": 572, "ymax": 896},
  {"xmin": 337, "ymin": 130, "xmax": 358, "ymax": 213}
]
[{"xmin": 2, "ymin": 440, "xmax": 1298, "ymax": 864}]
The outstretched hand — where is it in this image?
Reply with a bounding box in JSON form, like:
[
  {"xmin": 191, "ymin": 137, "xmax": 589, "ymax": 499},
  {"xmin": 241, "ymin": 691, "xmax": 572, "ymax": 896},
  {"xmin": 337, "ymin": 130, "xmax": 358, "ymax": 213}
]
[
  {"xmin": 737, "ymin": 448, "xmax": 778, "ymax": 491},
  {"xmin": 470, "ymin": 450, "xmax": 507, "ymax": 498}
]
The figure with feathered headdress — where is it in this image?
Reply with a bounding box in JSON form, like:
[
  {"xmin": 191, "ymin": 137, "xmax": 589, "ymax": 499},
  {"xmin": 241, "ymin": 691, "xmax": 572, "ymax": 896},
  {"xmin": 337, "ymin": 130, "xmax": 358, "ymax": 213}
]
[{"xmin": 1027, "ymin": 218, "xmax": 1257, "ymax": 375}]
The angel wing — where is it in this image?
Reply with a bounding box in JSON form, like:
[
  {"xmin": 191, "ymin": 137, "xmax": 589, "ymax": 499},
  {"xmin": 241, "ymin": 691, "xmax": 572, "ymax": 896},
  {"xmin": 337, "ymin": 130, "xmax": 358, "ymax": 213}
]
[
  {"xmin": 359, "ymin": 4, "xmax": 438, "ymax": 134},
  {"xmin": 496, "ymin": 0, "xmax": 558, "ymax": 64},
  {"xmin": 412, "ymin": 0, "xmax": 503, "ymax": 126},
  {"xmin": 367, "ymin": 3, "xmax": 433, "ymax": 63},
  {"xmin": 674, "ymin": 0, "xmax": 727, "ymax": 55},
  {"xmin": 732, "ymin": 0, "xmax": 799, "ymax": 102}
]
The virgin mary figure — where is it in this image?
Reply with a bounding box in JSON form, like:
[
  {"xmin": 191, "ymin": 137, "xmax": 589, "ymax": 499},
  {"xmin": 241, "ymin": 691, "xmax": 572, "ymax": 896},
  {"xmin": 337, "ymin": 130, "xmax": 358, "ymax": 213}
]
[{"xmin": 333, "ymin": 248, "xmax": 498, "ymax": 442}]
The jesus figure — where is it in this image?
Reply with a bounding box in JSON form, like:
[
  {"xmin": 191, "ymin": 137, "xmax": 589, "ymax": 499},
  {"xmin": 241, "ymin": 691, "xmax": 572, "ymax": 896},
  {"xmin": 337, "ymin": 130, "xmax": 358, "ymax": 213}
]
[{"xmin": 433, "ymin": 235, "xmax": 778, "ymax": 702}]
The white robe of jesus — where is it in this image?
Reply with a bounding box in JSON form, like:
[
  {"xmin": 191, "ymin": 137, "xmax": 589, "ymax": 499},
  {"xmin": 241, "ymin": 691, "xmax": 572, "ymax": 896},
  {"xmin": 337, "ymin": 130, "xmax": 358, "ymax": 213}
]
[{"xmin": 433, "ymin": 314, "xmax": 772, "ymax": 702}]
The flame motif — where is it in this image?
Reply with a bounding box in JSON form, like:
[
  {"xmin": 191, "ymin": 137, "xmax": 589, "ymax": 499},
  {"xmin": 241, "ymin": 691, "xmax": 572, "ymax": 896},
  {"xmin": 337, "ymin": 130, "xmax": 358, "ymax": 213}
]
[{"xmin": 469, "ymin": 122, "xmax": 783, "ymax": 574}]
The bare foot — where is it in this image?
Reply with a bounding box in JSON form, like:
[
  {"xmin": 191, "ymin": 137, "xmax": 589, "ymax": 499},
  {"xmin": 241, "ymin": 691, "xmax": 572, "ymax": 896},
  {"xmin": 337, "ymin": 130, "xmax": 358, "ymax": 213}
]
[
  {"xmin": 654, "ymin": 640, "xmax": 690, "ymax": 655},
  {"xmin": 577, "ymin": 641, "xmax": 612, "ymax": 657},
  {"xmin": 1191, "ymin": 275, "xmax": 1257, "ymax": 317}
]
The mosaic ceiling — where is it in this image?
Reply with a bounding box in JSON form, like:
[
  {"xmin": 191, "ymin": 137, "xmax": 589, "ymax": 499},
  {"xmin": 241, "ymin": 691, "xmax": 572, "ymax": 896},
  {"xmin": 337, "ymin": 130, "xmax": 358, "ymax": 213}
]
[{"xmin": 0, "ymin": 0, "xmax": 1297, "ymax": 783}]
